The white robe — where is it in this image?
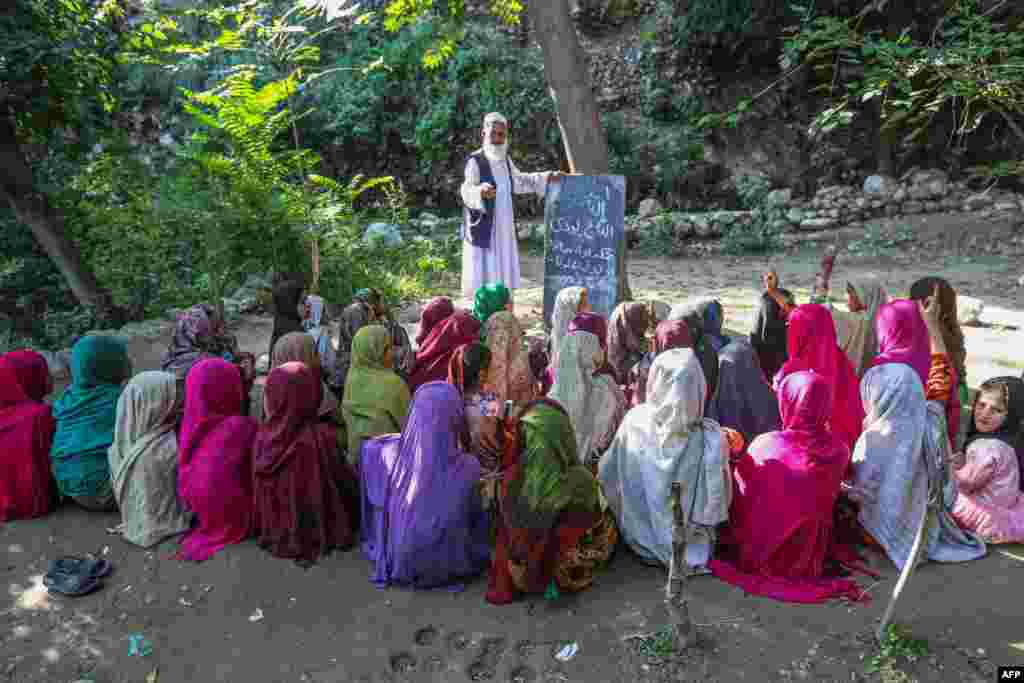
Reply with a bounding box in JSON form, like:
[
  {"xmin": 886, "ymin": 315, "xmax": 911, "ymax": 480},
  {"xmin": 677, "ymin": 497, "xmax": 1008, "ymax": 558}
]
[{"xmin": 460, "ymin": 154, "xmax": 550, "ymax": 297}]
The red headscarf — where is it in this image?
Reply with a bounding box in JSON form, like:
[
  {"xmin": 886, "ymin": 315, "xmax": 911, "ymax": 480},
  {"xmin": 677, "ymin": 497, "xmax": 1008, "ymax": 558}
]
[
  {"xmin": 177, "ymin": 358, "xmax": 258, "ymax": 561},
  {"xmin": 653, "ymin": 320, "xmax": 693, "ymax": 353},
  {"xmin": 409, "ymin": 310, "xmax": 481, "ymax": 392},
  {"xmin": 774, "ymin": 304, "xmax": 864, "ymax": 452},
  {"xmin": 416, "ymin": 297, "xmax": 455, "ymax": 347},
  {"xmin": 253, "ymin": 362, "xmax": 356, "ymax": 561},
  {"xmin": 568, "ymin": 313, "xmax": 617, "ymax": 380},
  {"xmin": 0, "ymin": 351, "xmax": 55, "ymax": 521}
]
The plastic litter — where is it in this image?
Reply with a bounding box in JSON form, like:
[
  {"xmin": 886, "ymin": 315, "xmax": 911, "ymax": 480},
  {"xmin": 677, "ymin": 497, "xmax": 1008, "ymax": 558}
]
[
  {"xmin": 128, "ymin": 634, "xmax": 152, "ymax": 657},
  {"xmin": 554, "ymin": 642, "xmax": 579, "ymax": 662}
]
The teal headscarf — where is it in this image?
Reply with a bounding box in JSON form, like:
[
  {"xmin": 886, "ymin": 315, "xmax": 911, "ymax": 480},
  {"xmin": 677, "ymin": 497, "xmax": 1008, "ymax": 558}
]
[
  {"xmin": 51, "ymin": 335, "xmax": 132, "ymax": 498},
  {"xmin": 472, "ymin": 282, "xmax": 511, "ymax": 328}
]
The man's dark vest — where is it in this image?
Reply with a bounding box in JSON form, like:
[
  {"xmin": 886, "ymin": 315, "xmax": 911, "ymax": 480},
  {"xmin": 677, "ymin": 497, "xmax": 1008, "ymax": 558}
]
[{"xmin": 463, "ymin": 151, "xmax": 514, "ymax": 249}]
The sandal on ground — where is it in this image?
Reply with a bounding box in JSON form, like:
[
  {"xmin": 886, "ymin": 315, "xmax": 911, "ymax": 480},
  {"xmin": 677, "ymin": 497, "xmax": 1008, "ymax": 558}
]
[
  {"xmin": 48, "ymin": 555, "xmax": 113, "ymax": 579},
  {"xmin": 43, "ymin": 572, "xmax": 102, "ymax": 597}
]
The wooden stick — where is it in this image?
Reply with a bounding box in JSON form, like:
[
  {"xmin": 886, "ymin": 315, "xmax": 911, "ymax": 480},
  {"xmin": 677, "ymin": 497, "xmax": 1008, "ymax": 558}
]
[
  {"xmin": 875, "ymin": 476, "xmax": 938, "ymax": 643},
  {"xmin": 666, "ymin": 482, "xmax": 697, "ymax": 650}
]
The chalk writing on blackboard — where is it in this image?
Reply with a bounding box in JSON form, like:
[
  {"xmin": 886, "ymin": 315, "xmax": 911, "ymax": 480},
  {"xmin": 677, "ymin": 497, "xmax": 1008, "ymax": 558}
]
[{"xmin": 542, "ymin": 175, "xmax": 626, "ymax": 329}]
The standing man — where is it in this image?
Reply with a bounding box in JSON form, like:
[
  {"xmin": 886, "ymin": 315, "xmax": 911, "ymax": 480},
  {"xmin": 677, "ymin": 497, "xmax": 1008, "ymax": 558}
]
[{"xmin": 459, "ymin": 112, "xmax": 561, "ymax": 298}]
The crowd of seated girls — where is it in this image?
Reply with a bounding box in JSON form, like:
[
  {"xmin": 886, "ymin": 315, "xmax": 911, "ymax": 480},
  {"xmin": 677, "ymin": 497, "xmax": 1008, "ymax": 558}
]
[{"xmin": 3, "ymin": 271, "xmax": 1024, "ymax": 608}]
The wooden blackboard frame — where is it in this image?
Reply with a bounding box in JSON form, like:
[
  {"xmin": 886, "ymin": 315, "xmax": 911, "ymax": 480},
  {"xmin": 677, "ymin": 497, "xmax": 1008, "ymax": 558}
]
[{"xmin": 542, "ymin": 174, "xmax": 626, "ymax": 330}]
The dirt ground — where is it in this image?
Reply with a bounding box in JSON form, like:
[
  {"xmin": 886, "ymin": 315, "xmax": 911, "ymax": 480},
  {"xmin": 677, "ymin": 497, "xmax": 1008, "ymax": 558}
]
[{"xmin": 4, "ymin": 212, "xmax": 1024, "ymax": 683}]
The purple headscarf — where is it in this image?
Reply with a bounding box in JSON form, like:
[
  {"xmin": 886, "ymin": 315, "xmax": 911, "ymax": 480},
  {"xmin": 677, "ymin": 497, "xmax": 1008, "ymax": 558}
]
[
  {"xmin": 360, "ymin": 381, "xmax": 490, "ymax": 589},
  {"xmin": 707, "ymin": 339, "xmax": 781, "ymax": 445}
]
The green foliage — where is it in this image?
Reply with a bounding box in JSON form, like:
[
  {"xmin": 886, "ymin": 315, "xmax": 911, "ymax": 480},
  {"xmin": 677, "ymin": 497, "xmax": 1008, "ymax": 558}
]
[
  {"xmin": 720, "ymin": 175, "xmax": 784, "ymax": 254},
  {"xmin": 846, "ymin": 223, "xmax": 914, "ymax": 256},
  {"xmin": 634, "ymin": 627, "xmax": 678, "ymax": 659},
  {"xmin": 304, "ymin": 17, "xmax": 554, "ymax": 176},
  {"xmin": 866, "ymin": 624, "xmax": 929, "ymax": 677},
  {"xmin": 654, "ymin": 0, "xmax": 755, "ymax": 51},
  {"xmin": 603, "ymin": 112, "xmax": 704, "ymax": 200},
  {"xmin": 0, "ymin": 0, "xmax": 124, "ymax": 144}
]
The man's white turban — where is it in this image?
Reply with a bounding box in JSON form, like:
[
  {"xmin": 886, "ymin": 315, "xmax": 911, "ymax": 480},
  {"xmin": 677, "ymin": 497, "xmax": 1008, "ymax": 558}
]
[{"xmin": 483, "ymin": 112, "xmax": 508, "ymax": 132}]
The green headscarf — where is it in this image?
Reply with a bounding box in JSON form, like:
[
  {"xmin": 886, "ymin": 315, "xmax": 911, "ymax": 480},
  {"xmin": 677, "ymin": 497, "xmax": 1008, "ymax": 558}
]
[
  {"xmin": 472, "ymin": 282, "xmax": 511, "ymax": 327},
  {"xmin": 506, "ymin": 401, "xmax": 600, "ymax": 530},
  {"xmin": 341, "ymin": 325, "xmax": 411, "ymax": 465},
  {"xmin": 51, "ymin": 335, "xmax": 132, "ymax": 498}
]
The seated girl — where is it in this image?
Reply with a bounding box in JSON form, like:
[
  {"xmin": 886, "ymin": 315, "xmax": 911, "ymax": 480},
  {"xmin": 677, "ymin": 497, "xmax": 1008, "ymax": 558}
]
[
  {"xmin": 51, "ymin": 335, "xmax": 132, "ymax": 511},
  {"xmin": 773, "ymin": 304, "xmax": 863, "ymax": 452},
  {"xmin": 108, "ymin": 371, "xmax": 193, "ymax": 547},
  {"xmin": 487, "ymin": 399, "xmax": 616, "ymax": 604},
  {"xmin": 270, "ymin": 332, "xmax": 339, "ymax": 420},
  {"xmin": 950, "ymin": 376, "xmax": 1024, "ymax": 543},
  {"xmin": 0, "ymin": 350, "xmax": 56, "ymax": 521},
  {"xmin": 827, "ymin": 274, "xmax": 889, "ymax": 377},
  {"xmin": 269, "ymin": 280, "xmax": 306, "ymax": 363},
  {"xmin": 483, "ymin": 311, "xmax": 537, "ymax": 411},
  {"xmin": 416, "ymin": 297, "xmax": 455, "ymax": 349},
  {"xmin": 544, "ymin": 286, "xmax": 590, "ymax": 392},
  {"xmin": 707, "ymin": 338, "xmax": 780, "ymax": 446},
  {"xmin": 360, "ymin": 382, "xmax": 490, "ymax": 588},
  {"xmin": 910, "ymin": 276, "xmax": 969, "ymax": 411},
  {"xmin": 850, "ymin": 304, "xmax": 985, "ymax": 569},
  {"xmin": 448, "ymin": 343, "xmax": 501, "ymax": 473},
  {"xmin": 549, "ymin": 331, "xmax": 627, "ymax": 470},
  {"xmin": 341, "ymin": 325, "xmax": 411, "ymax": 467},
  {"xmin": 600, "ymin": 348, "xmax": 733, "ymax": 573},
  {"xmin": 253, "ymin": 362, "xmax": 358, "ymax": 564},
  {"xmin": 607, "ymin": 302, "xmax": 651, "ymax": 384},
  {"xmin": 628, "ymin": 319, "xmax": 692, "ymax": 407},
  {"xmin": 354, "ymin": 288, "xmax": 414, "ymax": 380},
  {"xmin": 472, "ymin": 282, "xmax": 513, "ymax": 332},
  {"xmin": 568, "ymin": 312, "xmax": 617, "ymax": 380},
  {"xmin": 408, "ymin": 310, "xmax": 481, "ymax": 392},
  {"xmin": 302, "ymin": 294, "xmax": 342, "ymax": 398},
  {"xmin": 178, "ymin": 358, "xmax": 258, "ymax": 561},
  {"xmin": 668, "ymin": 303, "xmax": 720, "ymax": 410},
  {"xmin": 673, "ymin": 298, "xmax": 729, "ymax": 353},
  {"xmin": 711, "ymin": 371, "xmax": 866, "ymax": 603}
]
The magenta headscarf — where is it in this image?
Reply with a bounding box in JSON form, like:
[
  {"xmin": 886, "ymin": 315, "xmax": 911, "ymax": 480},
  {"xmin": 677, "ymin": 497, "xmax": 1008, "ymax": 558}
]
[
  {"xmin": 178, "ymin": 358, "xmax": 258, "ymax": 561},
  {"xmin": 774, "ymin": 304, "xmax": 863, "ymax": 452},
  {"xmin": 868, "ymin": 300, "xmax": 932, "ymax": 388},
  {"xmin": 710, "ymin": 371, "xmax": 866, "ymax": 604},
  {"xmin": 868, "ymin": 299, "xmax": 960, "ymax": 444}
]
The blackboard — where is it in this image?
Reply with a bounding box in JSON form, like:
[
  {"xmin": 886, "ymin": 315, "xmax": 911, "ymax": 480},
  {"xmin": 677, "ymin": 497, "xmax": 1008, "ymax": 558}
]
[{"xmin": 542, "ymin": 174, "xmax": 626, "ymax": 328}]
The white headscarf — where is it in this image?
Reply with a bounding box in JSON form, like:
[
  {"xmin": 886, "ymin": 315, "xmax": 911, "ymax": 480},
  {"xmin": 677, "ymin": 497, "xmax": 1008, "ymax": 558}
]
[
  {"xmin": 599, "ymin": 348, "xmax": 731, "ymax": 568},
  {"xmin": 108, "ymin": 371, "xmax": 193, "ymax": 548},
  {"xmin": 549, "ymin": 286, "xmax": 585, "ymax": 368},
  {"xmin": 549, "ymin": 331, "xmax": 620, "ymax": 464},
  {"xmin": 852, "ymin": 363, "xmax": 985, "ymax": 568}
]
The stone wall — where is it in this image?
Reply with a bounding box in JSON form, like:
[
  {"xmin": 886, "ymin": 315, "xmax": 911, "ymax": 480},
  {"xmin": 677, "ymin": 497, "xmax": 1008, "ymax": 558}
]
[{"xmin": 628, "ymin": 169, "xmax": 1024, "ymax": 242}]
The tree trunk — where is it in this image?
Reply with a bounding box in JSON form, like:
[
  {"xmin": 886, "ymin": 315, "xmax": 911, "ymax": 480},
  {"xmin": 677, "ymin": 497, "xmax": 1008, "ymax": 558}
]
[
  {"xmin": 528, "ymin": 0, "xmax": 632, "ymax": 302},
  {"xmin": 0, "ymin": 114, "xmax": 122, "ymax": 321}
]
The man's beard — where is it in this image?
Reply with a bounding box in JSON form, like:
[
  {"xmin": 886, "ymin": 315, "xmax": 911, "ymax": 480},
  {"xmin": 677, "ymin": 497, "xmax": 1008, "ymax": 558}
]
[{"xmin": 483, "ymin": 141, "xmax": 509, "ymax": 161}]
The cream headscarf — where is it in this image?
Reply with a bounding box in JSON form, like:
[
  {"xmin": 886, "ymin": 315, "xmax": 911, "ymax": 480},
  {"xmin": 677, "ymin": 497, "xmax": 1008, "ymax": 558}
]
[
  {"xmin": 832, "ymin": 273, "xmax": 889, "ymax": 377},
  {"xmin": 549, "ymin": 286, "xmax": 585, "ymax": 369},
  {"xmin": 108, "ymin": 371, "xmax": 193, "ymax": 548},
  {"xmin": 549, "ymin": 331, "xmax": 621, "ymax": 464}
]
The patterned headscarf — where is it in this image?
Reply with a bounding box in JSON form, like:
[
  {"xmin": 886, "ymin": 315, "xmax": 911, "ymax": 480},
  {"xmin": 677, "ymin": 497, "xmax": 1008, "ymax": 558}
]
[
  {"xmin": 162, "ymin": 304, "xmax": 216, "ymax": 379},
  {"xmin": 447, "ymin": 342, "xmax": 491, "ymax": 395},
  {"xmin": 909, "ymin": 277, "xmax": 966, "ymax": 386},
  {"xmin": 484, "ymin": 311, "xmax": 536, "ymax": 408}
]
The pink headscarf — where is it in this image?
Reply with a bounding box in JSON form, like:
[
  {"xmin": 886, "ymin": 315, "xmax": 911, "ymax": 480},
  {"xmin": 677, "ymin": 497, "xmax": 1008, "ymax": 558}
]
[
  {"xmin": 868, "ymin": 299, "xmax": 961, "ymax": 444},
  {"xmin": 868, "ymin": 300, "xmax": 932, "ymax": 389},
  {"xmin": 178, "ymin": 358, "xmax": 258, "ymax": 561},
  {"xmin": 774, "ymin": 304, "xmax": 863, "ymax": 452}
]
